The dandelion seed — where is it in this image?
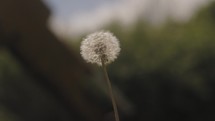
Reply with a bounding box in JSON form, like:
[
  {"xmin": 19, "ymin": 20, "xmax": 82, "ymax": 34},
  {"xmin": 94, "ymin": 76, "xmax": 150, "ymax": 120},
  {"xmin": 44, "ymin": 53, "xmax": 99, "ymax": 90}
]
[{"xmin": 80, "ymin": 31, "xmax": 120, "ymax": 66}]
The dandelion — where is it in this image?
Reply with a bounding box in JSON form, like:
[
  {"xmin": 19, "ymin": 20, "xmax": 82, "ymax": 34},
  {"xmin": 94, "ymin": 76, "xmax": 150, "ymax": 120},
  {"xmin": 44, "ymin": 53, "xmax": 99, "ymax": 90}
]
[
  {"xmin": 80, "ymin": 31, "xmax": 120, "ymax": 121},
  {"xmin": 80, "ymin": 31, "xmax": 120, "ymax": 66}
]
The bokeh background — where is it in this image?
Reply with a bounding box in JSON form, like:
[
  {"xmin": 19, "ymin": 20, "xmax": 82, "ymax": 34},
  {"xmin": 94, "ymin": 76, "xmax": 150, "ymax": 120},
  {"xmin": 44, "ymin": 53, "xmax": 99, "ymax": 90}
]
[{"xmin": 0, "ymin": 0, "xmax": 215, "ymax": 121}]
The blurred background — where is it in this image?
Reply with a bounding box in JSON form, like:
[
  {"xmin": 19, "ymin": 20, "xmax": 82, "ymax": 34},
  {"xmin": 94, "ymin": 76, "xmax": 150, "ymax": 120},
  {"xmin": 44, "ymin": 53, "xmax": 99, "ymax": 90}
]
[{"xmin": 0, "ymin": 0, "xmax": 215, "ymax": 121}]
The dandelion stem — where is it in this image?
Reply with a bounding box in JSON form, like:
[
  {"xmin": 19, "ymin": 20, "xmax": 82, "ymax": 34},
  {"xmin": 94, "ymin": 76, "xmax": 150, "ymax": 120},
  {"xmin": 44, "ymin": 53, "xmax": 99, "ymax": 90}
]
[{"xmin": 101, "ymin": 58, "xmax": 120, "ymax": 121}]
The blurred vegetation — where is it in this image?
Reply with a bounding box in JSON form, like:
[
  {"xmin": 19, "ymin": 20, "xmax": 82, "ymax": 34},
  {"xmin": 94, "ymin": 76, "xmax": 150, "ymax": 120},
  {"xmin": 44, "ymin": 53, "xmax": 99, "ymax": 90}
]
[
  {"xmin": 0, "ymin": 48, "xmax": 74, "ymax": 121},
  {"xmin": 1, "ymin": 2, "xmax": 215, "ymax": 121},
  {"xmin": 72, "ymin": 2, "xmax": 215, "ymax": 121}
]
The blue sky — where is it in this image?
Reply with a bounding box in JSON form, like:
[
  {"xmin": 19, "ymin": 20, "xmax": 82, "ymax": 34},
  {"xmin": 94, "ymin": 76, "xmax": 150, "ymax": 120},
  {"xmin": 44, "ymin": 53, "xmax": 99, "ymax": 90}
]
[
  {"xmin": 44, "ymin": 0, "xmax": 117, "ymax": 18},
  {"xmin": 43, "ymin": 0, "xmax": 211, "ymax": 38}
]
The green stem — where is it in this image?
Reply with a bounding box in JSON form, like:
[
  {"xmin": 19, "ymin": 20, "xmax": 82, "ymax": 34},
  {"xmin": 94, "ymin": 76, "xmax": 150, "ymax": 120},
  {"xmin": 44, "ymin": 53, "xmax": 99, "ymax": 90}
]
[{"xmin": 101, "ymin": 59, "xmax": 120, "ymax": 121}]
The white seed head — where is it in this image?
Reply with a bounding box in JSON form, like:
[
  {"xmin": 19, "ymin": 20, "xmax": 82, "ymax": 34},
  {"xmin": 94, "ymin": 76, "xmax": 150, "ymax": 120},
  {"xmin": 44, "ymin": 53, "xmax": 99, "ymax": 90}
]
[{"xmin": 80, "ymin": 31, "xmax": 120, "ymax": 66}]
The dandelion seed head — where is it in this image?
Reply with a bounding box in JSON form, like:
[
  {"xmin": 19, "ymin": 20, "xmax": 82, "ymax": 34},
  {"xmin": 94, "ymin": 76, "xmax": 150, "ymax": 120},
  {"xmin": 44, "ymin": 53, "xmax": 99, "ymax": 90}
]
[{"xmin": 80, "ymin": 31, "xmax": 120, "ymax": 66}]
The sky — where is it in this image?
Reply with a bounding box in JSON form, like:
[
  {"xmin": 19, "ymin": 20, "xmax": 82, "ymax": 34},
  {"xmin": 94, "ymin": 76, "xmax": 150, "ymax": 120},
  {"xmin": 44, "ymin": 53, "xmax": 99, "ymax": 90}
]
[{"xmin": 43, "ymin": 0, "xmax": 212, "ymax": 39}]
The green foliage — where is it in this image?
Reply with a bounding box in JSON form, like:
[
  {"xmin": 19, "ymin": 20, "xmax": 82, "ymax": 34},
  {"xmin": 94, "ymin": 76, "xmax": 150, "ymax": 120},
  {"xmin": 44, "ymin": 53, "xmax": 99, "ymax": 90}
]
[
  {"xmin": 107, "ymin": 3, "xmax": 215, "ymax": 88},
  {"xmin": 104, "ymin": 3, "xmax": 215, "ymax": 120}
]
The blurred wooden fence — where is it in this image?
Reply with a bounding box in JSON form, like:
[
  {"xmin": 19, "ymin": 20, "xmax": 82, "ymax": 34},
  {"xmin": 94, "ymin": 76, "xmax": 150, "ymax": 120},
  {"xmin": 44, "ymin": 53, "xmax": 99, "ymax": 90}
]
[{"xmin": 0, "ymin": 0, "xmax": 103, "ymax": 121}]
